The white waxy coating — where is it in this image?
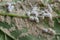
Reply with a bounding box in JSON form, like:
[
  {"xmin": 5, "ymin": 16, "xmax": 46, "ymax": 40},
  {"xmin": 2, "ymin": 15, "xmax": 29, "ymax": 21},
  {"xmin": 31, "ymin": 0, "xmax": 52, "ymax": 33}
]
[
  {"xmin": 26, "ymin": 11, "xmax": 31, "ymax": 16},
  {"xmin": 34, "ymin": 17, "xmax": 39, "ymax": 23},
  {"xmin": 48, "ymin": 28, "xmax": 56, "ymax": 35},
  {"xmin": 41, "ymin": 9, "xmax": 52, "ymax": 20},
  {"xmin": 8, "ymin": 6, "xmax": 14, "ymax": 12},
  {"xmin": 7, "ymin": 2, "xmax": 14, "ymax": 12},
  {"xmin": 26, "ymin": 6, "xmax": 40, "ymax": 23},
  {"xmin": 43, "ymin": 28, "xmax": 48, "ymax": 32},
  {"xmin": 31, "ymin": 10, "xmax": 39, "ymax": 17},
  {"xmin": 29, "ymin": 16, "xmax": 35, "ymax": 20},
  {"xmin": 47, "ymin": 4, "xmax": 53, "ymax": 13}
]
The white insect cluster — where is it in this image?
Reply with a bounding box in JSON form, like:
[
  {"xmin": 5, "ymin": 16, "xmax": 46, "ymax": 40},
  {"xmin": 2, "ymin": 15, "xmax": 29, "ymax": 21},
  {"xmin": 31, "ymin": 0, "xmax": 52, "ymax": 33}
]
[
  {"xmin": 48, "ymin": 28, "xmax": 56, "ymax": 35},
  {"xmin": 25, "ymin": 0, "xmax": 56, "ymax": 36},
  {"xmin": 42, "ymin": 28, "xmax": 56, "ymax": 35},
  {"xmin": 26, "ymin": 6, "xmax": 40, "ymax": 23},
  {"xmin": 26, "ymin": 4, "xmax": 53, "ymax": 23},
  {"xmin": 41, "ymin": 9, "xmax": 52, "ymax": 20},
  {"xmin": 7, "ymin": 2, "xmax": 15, "ymax": 12}
]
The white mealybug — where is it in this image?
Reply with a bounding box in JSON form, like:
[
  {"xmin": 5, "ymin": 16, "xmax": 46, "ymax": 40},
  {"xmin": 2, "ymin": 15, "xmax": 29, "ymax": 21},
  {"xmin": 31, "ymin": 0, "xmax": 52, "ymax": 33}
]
[
  {"xmin": 31, "ymin": 6, "xmax": 39, "ymax": 23},
  {"xmin": 31, "ymin": 6, "xmax": 39, "ymax": 17},
  {"xmin": 26, "ymin": 11, "xmax": 31, "ymax": 17},
  {"xmin": 29, "ymin": 16, "xmax": 35, "ymax": 21},
  {"xmin": 42, "ymin": 28, "xmax": 48, "ymax": 33},
  {"xmin": 48, "ymin": 28, "xmax": 56, "ymax": 35},
  {"xmin": 32, "ymin": 6, "xmax": 39, "ymax": 11},
  {"xmin": 41, "ymin": 9, "xmax": 52, "ymax": 20},
  {"xmin": 29, "ymin": 12, "xmax": 39, "ymax": 23},
  {"xmin": 39, "ymin": 11, "xmax": 45, "ymax": 19},
  {"xmin": 47, "ymin": 4, "xmax": 53, "ymax": 13},
  {"xmin": 26, "ymin": 11, "xmax": 35, "ymax": 21},
  {"xmin": 34, "ymin": 17, "xmax": 39, "ymax": 23},
  {"xmin": 41, "ymin": 9, "xmax": 54, "ymax": 27},
  {"xmin": 41, "ymin": 28, "xmax": 56, "ymax": 35},
  {"xmin": 26, "ymin": 6, "xmax": 39, "ymax": 23},
  {"xmin": 7, "ymin": 2, "xmax": 14, "ymax": 12},
  {"xmin": 31, "ymin": 10, "xmax": 38, "ymax": 17}
]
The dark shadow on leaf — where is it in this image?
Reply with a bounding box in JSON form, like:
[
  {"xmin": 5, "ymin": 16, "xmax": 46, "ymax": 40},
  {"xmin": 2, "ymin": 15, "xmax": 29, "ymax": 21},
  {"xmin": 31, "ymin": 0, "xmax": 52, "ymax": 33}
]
[{"xmin": 0, "ymin": 21, "xmax": 12, "ymax": 29}]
